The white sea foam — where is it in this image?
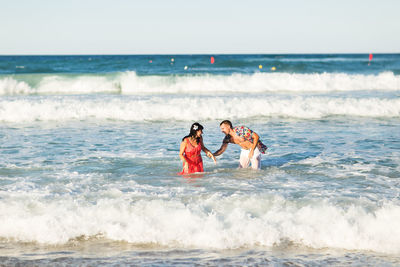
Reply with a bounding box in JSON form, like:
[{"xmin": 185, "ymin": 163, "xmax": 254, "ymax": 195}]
[
  {"xmin": 1, "ymin": 194, "xmax": 400, "ymax": 253},
  {"xmin": 0, "ymin": 96, "xmax": 399, "ymax": 122},
  {"xmin": 0, "ymin": 77, "xmax": 32, "ymax": 95},
  {"xmin": 36, "ymin": 75, "xmax": 119, "ymax": 94},
  {"xmin": 0, "ymin": 71, "xmax": 399, "ymax": 95}
]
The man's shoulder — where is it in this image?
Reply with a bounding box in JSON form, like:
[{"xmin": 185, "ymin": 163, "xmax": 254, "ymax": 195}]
[
  {"xmin": 234, "ymin": 126, "xmax": 252, "ymax": 134},
  {"xmin": 234, "ymin": 125, "xmax": 251, "ymax": 130},
  {"xmin": 223, "ymin": 135, "xmax": 231, "ymax": 144}
]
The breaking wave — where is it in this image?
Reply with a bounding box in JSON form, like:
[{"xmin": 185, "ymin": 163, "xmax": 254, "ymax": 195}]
[
  {"xmin": 1, "ymin": 193, "xmax": 400, "ymax": 254},
  {"xmin": 0, "ymin": 95, "xmax": 399, "ymax": 122},
  {"xmin": 0, "ymin": 71, "xmax": 399, "ymax": 95}
]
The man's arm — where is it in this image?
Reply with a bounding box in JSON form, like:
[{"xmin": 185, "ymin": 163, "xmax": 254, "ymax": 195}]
[
  {"xmin": 248, "ymin": 132, "xmax": 259, "ymax": 159},
  {"xmin": 213, "ymin": 142, "xmax": 228, "ymax": 157},
  {"xmin": 213, "ymin": 136, "xmax": 230, "ymax": 157}
]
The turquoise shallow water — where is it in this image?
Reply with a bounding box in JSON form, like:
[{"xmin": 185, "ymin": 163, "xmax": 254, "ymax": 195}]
[
  {"xmin": 0, "ymin": 54, "xmax": 400, "ymax": 266},
  {"xmin": 1, "ymin": 118, "xmax": 400, "ymax": 265}
]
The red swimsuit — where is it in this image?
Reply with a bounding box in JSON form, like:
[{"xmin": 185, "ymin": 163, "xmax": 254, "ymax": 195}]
[{"xmin": 179, "ymin": 138, "xmax": 203, "ymax": 174}]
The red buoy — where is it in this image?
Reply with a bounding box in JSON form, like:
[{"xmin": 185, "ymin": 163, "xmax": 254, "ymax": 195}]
[{"xmin": 210, "ymin": 56, "xmax": 215, "ymax": 64}]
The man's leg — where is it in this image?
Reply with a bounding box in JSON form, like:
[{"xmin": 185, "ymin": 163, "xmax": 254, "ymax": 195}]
[
  {"xmin": 239, "ymin": 149, "xmax": 250, "ymax": 168},
  {"xmin": 250, "ymin": 148, "xmax": 261, "ymax": 170}
]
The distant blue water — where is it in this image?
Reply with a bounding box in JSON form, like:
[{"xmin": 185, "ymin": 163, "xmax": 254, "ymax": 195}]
[
  {"xmin": 0, "ymin": 54, "xmax": 400, "ymax": 266},
  {"xmin": 1, "ymin": 54, "xmax": 400, "ymax": 75}
]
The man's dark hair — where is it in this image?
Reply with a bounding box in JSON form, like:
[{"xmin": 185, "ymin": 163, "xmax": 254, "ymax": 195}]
[{"xmin": 220, "ymin": 120, "xmax": 233, "ymax": 128}]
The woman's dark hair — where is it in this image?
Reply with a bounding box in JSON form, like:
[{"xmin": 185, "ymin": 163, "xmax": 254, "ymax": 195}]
[{"xmin": 182, "ymin": 122, "xmax": 204, "ymax": 142}]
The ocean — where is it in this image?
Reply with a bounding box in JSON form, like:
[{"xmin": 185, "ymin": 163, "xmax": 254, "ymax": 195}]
[{"xmin": 0, "ymin": 54, "xmax": 400, "ymax": 266}]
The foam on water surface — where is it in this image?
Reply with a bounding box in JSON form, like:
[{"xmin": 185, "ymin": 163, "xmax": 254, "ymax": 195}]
[{"xmin": 1, "ymin": 54, "xmax": 400, "ymax": 265}]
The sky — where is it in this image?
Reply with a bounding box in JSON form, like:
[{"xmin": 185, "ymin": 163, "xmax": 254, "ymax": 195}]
[{"xmin": 1, "ymin": 0, "xmax": 399, "ymax": 55}]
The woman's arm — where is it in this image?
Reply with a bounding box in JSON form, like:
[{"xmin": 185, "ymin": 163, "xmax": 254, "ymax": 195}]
[
  {"xmin": 179, "ymin": 138, "xmax": 188, "ymax": 163},
  {"xmin": 179, "ymin": 139, "xmax": 189, "ymax": 172},
  {"xmin": 200, "ymin": 137, "xmax": 216, "ymax": 163}
]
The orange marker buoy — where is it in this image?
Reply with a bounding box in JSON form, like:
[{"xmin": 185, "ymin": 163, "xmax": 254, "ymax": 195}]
[
  {"xmin": 210, "ymin": 56, "xmax": 215, "ymax": 64},
  {"xmin": 368, "ymin": 53, "xmax": 373, "ymax": 66}
]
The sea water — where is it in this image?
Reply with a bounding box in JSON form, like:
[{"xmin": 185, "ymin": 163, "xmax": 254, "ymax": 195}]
[{"xmin": 0, "ymin": 54, "xmax": 400, "ymax": 266}]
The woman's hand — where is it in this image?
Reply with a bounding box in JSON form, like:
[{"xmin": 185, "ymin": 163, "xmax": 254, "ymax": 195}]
[{"xmin": 206, "ymin": 151, "xmax": 217, "ymax": 164}]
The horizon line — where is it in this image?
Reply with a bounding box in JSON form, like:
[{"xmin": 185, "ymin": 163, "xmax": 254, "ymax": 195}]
[{"xmin": 1, "ymin": 52, "xmax": 399, "ymax": 56}]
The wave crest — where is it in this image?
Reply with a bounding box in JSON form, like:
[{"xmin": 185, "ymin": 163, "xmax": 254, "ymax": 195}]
[
  {"xmin": 0, "ymin": 71, "xmax": 399, "ymax": 95},
  {"xmin": 0, "ymin": 96, "xmax": 399, "ymax": 122},
  {"xmin": 1, "ymin": 195, "xmax": 400, "ymax": 253}
]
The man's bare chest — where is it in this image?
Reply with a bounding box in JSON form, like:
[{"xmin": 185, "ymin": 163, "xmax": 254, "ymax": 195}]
[{"xmin": 231, "ymin": 135, "xmax": 245, "ymax": 144}]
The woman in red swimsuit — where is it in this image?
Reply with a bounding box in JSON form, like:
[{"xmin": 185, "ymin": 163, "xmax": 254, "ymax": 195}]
[{"xmin": 179, "ymin": 123, "xmax": 216, "ymax": 175}]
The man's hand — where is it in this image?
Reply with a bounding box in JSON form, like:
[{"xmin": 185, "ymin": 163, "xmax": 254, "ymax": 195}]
[{"xmin": 248, "ymin": 149, "xmax": 254, "ymax": 160}]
